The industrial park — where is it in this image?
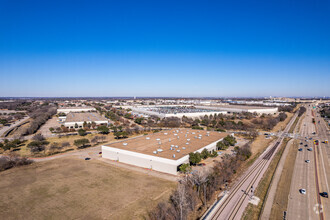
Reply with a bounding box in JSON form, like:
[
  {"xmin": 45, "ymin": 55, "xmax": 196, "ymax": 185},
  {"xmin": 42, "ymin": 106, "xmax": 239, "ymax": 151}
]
[
  {"xmin": 1, "ymin": 97, "xmax": 329, "ymax": 220},
  {"xmin": 1, "ymin": 0, "xmax": 329, "ymax": 219}
]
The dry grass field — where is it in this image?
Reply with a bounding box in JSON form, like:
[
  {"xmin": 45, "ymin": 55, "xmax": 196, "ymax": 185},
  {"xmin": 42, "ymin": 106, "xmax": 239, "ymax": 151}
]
[
  {"xmin": 269, "ymin": 140, "xmax": 298, "ymax": 219},
  {"xmin": 0, "ymin": 157, "xmax": 176, "ymax": 220}
]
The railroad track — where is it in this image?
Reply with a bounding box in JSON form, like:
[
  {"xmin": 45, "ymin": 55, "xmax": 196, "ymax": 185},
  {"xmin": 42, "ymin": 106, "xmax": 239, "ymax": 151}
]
[
  {"xmin": 209, "ymin": 141, "xmax": 281, "ymax": 219},
  {"xmin": 207, "ymin": 113, "xmax": 298, "ymax": 220}
]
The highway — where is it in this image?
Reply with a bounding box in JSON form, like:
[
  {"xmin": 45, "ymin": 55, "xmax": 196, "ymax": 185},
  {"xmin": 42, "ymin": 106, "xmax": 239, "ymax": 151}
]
[
  {"xmin": 204, "ymin": 111, "xmax": 298, "ymax": 220},
  {"xmin": 287, "ymin": 105, "xmax": 330, "ymax": 220}
]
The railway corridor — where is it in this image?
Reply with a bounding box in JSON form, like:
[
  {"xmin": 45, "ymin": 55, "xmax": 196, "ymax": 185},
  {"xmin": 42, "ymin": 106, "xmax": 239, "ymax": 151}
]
[{"xmin": 205, "ymin": 112, "xmax": 298, "ymax": 220}]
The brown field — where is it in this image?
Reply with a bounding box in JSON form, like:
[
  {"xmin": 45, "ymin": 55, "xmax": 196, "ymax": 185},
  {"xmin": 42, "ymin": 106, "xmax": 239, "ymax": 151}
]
[
  {"xmin": 249, "ymin": 135, "xmax": 275, "ymax": 155},
  {"xmin": 269, "ymin": 140, "xmax": 298, "ymax": 219},
  {"xmin": 272, "ymin": 112, "xmax": 293, "ymax": 133},
  {"xmin": 0, "ymin": 157, "xmax": 176, "ymax": 220}
]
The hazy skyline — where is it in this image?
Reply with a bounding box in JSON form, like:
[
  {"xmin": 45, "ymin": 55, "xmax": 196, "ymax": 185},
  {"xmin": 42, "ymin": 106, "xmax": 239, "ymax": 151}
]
[{"xmin": 1, "ymin": 0, "xmax": 329, "ymax": 97}]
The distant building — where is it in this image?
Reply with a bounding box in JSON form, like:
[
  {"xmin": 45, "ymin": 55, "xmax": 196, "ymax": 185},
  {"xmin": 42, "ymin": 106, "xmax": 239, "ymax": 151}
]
[
  {"xmin": 62, "ymin": 112, "xmax": 108, "ymax": 129},
  {"xmin": 57, "ymin": 106, "xmax": 96, "ymax": 114}
]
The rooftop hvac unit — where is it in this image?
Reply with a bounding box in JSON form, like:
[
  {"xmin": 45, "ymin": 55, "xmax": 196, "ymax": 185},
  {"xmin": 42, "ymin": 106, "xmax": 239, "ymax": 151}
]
[
  {"xmin": 169, "ymin": 138, "xmax": 171, "ymax": 142},
  {"xmin": 207, "ymin": 131, "xmax": 210, "ymax": 134},
  {"xmin": 170, "ymin": 147, "xmax": 173, "ymax": 150},
  {"xmin": 199, "ymin": 134, "xmax": 202, "ymax": 137},
  {"xmin": 198, "ymin": 137, "xmax": 202, "ymax": 139},
  {"xmin": 175, "ymin": 145, "xmax": 178, "ymax": 148},
  {"xmin": 187, "ymin": 139, "xmax": 190, "ymax": 141},
  {"xmin": 157, "ymin": 149, "xmax": 163, "ymax": 152},
  {"xmin": 185, "ymin": 134, "xmax": 187, "ymax": 137},
  {"xmin": 146, "ymin": 137, "xmax": 150, "ymax": 140},
  {"xmin": 156, "ymin": 138, "xmax": 160, "ymax": 141},
  {"xmin": 123, "ymin": 143, "xmax": 128, "ymax": 146},
  {"xmin": 177, "ymin": 136, "xmax": 179, "ymax": 139},
  {"xmin": 177, "ymin": 150, "xmax": 180, "ymax": 152},
  {"xmin": 182, "ymin": 147, "xmax": 186, "ymax": 150},
  {"xmin": 192, "ymin": 132, "xmax": 195, "ymax": 134},
  {"xmin": 153, "ymin": 151, "xmax": 157, "ymax": 154},
  {"xmin": 171, "ymin": 145, "xmax": 174, "ymax": 147},
  {"xmin": 186, "ymin": 142, "xmax": 189, "ymax": 145},
  {"xmin": 158, "ymin": 141, "xmax": 161, "ymax": 145},
  {"xmin": 174, "ymin": 133, "xmax": 178, "ymax": 136},
  {"xmin": 173, "ymin": 154, "xmax": 176, "ymax": 158}
]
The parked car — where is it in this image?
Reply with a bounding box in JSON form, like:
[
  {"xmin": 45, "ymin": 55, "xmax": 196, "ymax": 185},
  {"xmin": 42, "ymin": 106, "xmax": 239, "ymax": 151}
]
[
  {"xmin": 320, "ymin": 192, "xmax": 328, "ymax": 198},
  {"xmin": 305, "ymin": 160, "xmax": 310, "ymax": 163},
  {"xmin": 300, "ymin": 189, "xmax": 306, "ymax": 194},
  {"xmin": 298, "ymin": 148, "xmax": 303, "ymax": 151},
  {"xmin": 308, "ymin": 148, "xmax": 313, "ymax": 151}
]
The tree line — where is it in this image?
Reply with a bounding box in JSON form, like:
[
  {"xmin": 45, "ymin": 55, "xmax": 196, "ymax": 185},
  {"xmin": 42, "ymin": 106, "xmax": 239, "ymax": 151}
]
[{"xmin": 149, "ymin": 143, "xmax": 252, "ymax": 220}]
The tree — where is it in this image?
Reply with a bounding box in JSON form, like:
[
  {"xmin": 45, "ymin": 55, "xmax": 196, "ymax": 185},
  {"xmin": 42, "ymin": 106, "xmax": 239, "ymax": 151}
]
[
  {"xmin": 189, "ymin": 152, "xmax": 201, "ymax": 165},
  {"xmin": 179, "ymin": 163, "xmax": 192, "ymax": 174},
  {"xmin": 49, "ymin": 127, "xmax": 54, "ymax": 132},
  {"xmin": 74, "ymin": 138, "xmax": 90, "ymax": 148},
  {"xmin": 201, "ymin": 149, "xmax": 209, "ymax": 159},
  {"xmin": 49, "ymin": 142, "xmax": 63, "ymax": 152},
  {"xmin": 216, "ymin": 141, "xmax": 227, "ymax": 150},
  {"xmin": 32, "ymin": 134, "xmax": 45, "ymax": 141},
  {"xmin": 170, "ymin": 184, "xmax": 189, "ymax": 220},
  {"xmin": 78, "ymin": 129, "xmax": 87, "ymax": 136},
  {"xmin": 97, "ymin": 125, "xmax": 109, "ymax": 134},
  {"xmin": 91, "ymin": 136, "xmax": 100, "ymax": 144},
  {"xmin": 27, "ymin": 141, "xmax": 49, "ymax": 153},
  {"xmin": 134, "ymin": 117, "xmax": 144, "ymax": 124}
]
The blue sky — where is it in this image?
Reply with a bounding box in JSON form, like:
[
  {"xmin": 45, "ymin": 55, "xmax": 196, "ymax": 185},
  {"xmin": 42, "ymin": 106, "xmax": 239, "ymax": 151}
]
[{"xmin": 0, "ymin": 0, "xmax": 329, "ymax": 97}]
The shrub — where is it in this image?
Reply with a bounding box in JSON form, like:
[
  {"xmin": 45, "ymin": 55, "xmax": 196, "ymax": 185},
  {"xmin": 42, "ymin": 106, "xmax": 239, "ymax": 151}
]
[
  {"xmin": 78, "ymin": 129, "xmax": 87, "ymax": 136},
  {"xmin": 0, "ymin": 155, "xmax": 33, "ymax": 171},
  {"xmin": 179, "ymin": 163, "xmax": 192, "ymax": 174}
]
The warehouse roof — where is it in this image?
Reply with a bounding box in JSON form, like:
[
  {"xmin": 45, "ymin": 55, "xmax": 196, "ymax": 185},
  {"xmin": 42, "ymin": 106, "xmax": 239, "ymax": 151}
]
[
  {"xmin": 104, "ymin": 128, "xmax": 228, "ymax": 160},
  {"xmin": 65, "ymin": 112, "xmax": 107, "ymax": 123},
  {"xmin": 203, "ymin": 105, "xmax": 277, "ymax": 110},
  {"xmin": 58, "ymin": 106, "xmax": 95, "ymax": 110}
]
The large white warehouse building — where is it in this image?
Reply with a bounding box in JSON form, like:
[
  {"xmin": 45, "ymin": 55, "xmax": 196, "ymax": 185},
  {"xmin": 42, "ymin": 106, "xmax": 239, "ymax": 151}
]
[{"xmin": 102, "ymin": 128, "xmax": 229, "ymax": 175}]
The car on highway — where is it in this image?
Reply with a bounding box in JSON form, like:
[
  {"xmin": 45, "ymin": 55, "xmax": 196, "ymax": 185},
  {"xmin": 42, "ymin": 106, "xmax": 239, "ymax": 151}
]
[
  {"xmin": 307, "ymin": 148, "xmax": 313, "ymax": 151},
  {"xmin": 304, "ymin": 144, "xmax": 308, "ymax": 147},
  {"xmin": 320, "ymin": 192, "xmax": 328, "ymax": 198},
  {"xmin": 300, "ymin": 189, "xmax": 306, "ymax": 194},
  {"xmin": 298, "ymin": 148, "xmax": 303, "ymax": 151},
  {"xmin": 305, "ymin": 160, "xmax": 310, "ymax": 163},
  {"xmin": 85, "ymin": 157, "xmax": 91, "ymax": 160}
]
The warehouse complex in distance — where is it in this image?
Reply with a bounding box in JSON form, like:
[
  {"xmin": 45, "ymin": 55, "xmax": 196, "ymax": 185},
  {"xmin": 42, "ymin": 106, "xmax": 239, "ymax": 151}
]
[
  {"xmin": 196, "ymin": 105, "xmax": 278, "ymax": 115},
  {"xmin": 120, "ymin": 104, "xmax": 278, "ymax": 118},
  {"xmin": 122, "ymin": 105, "xmax": 227, "ymax": 118},
  {"xmin": 102, "ymin": 128, "xmax": 229, "ymax": 175},
  {"xmin": 61, "ymin": 112, "xmax": 108, "ymax": 129},
  {"xmin": 57, "ymin": 106, "xmax": 96, "ymax": 114}
]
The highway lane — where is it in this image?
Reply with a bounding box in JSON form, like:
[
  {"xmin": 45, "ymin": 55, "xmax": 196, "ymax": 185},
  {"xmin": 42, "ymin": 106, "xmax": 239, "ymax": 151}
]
[
  {"xmin": 314, "ymin": 111, "xmax": 330, "ymax": 219},
  {"xmin": 287, "ymin": 105, "xmax": 329, "ymax": 220},
  {"xmin": 204, "ymin": 111, "xmax": 298, "ymax": 220}
]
